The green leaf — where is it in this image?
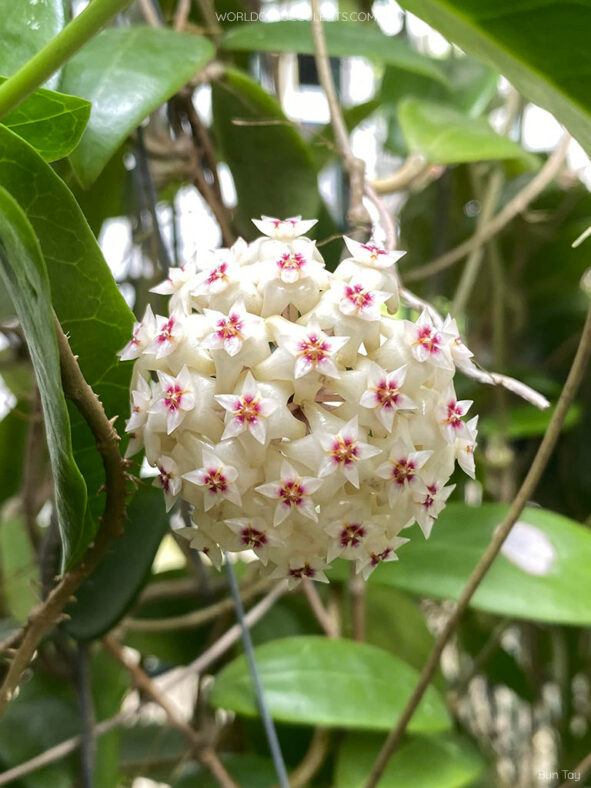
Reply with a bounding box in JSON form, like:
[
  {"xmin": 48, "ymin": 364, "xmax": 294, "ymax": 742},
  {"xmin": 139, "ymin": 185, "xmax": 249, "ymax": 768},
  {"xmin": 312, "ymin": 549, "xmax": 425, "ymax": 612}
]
[
  {"xmin": 0, "ymin": 508, "xmax": 38, "ymax": 622},
  {"xmin": 0, "ymin": 672, "xmax": 78, "ymax": 788},
  {"xmin": 398, "ymin": 0, "xmax": 591, "ymax": 155},
  {"xmin": 67, "ymin": 487, "xmax": 169, "ymax": 641},
  {"xmin": 0, "ymin": 125, "xmax": 134, "ymax": 567},
  {"xmin": 212, "ymin": 68, "xmax": 325, "ymax": 238},
  {"xmin": 335, "ymin": 732, "xmax": 484, "ymax": 788},
  {"xmin": 0, "ymin": 402, "xmax": 29, "ymax": 506},
  {"xmin": 1, "ymin": 79, "xmax": 91, "ymax": 162},
  {"xmin": 172, "ymin": 755, "xmax": 277, "ymax": 787},
  {"xmin": 0, "ymin": 185, "xmax": 87, "ymax": 563},
  {"xmin": 349, "ymin": 503, "xmax": 591, "ymax": 626},
  {"xmin": 210, "ymin": 636, "xmax": 450, "ymax": 732},
  {"xmin": 480, "ymin": 402, "xmax": 581, "ymax": 440},
  {"xmin": 398, "ymin": 98, "xmax": 536, "ymax": 166},
  {"xmin": 0, "ymin": 0, "xmax": 66, "ymax": 89},
  {"xmin": 61, "ymin": 27, "xmax": 215, "ymax": 185},
  {"xmin": 222, "ymin": 21, "xmax": 450, "ymax": 85},
  {"xmin": 442, "ymin": 57, "xmax": 499, "ymax": 117}
]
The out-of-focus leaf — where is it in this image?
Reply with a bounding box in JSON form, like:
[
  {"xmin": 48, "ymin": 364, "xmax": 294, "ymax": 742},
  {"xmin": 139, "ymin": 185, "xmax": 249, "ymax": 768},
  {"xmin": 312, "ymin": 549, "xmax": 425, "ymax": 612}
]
[
  {"xmin": 398, "ymin": 98, "xmax": 537, "ymax": 166},
  {"xmin": 91, "ymin": 649, "xmax": 130, "ymax": 788},
  {"xmin": 0, "ymin": 507, "xmax": 38, "ymax": 622},
  {"xmin": 61, "ymin": 27, "xmax": 215, "ymax": 185},
  {"xmin": 0, "ymin": 185, "xmax": 87, "ymax": 564},
  {"xmin": 222, "ymin": 22, "xmax": 450, "ymax": 85},
  {"xmin": 67, "ymin": 488, "xmax": 169, "ymax": 641},
  {"xmin": 0, "ymin": 672, "xmax": 78, "ymax": 788},
  {"xmin": 210, "ymin": 636, "xmax": 449, "ymax": 732},
  {"xmin": 442, "ymin": 57, "xmax": 499, "ymax": 117},
  {"xmin": 0, "ymin": 126, "xmax": 134, "ymax": 567},
  {"xmin": 1, "ymin": 80, "xmax": 90, "ymax": 162},
  {"xmin": 60, "ymin": 146, "xmax": 133, "ymax": 237},
  {"xmin": 0, "ymin": 0, "xmax": 66, "ymax": 90},
  {"xmin": 480, "ymin": 402, "xmax": 581, "ymax": 440},
  {"xmin": 172, "ymin": 755, "xmax": 277, "ymax": 787},
  {"xmin": 212, "ymin": 68, "xmax": 324, "ymax": 238},
  {"xmin": 0, "ymin": 402, "xmax": 28, "ymax": 506},
  {"xmin": 335, "ymin": 732, "xmax": 484, "ymax": 788},
  {"xmin": 120, "ymin": 723, "xmax": 187, "ymax": 776},
  {"xmin": 357, "ymin": 585, "xmax": 441, "ymax": 686},
  {"xmin": 340, "ymin": 503, "xmax": 591, "ymax": 626},
  {"xmin": 398, "ymin": 0, "xmax": 591, "ymax": 155}
]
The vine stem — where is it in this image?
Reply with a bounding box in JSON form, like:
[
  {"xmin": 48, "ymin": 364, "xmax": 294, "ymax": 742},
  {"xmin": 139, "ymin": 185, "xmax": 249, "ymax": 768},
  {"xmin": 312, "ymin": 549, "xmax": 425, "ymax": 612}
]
[
  {"xmin": 0, "ymin": 317, "xmax": 129, "ymax": 716},
  {"xmin": 0, "ymin": 0, "xmax": 133, "ymax": 119},
  {"xmin": 364, "ymin": 292, "xmax": 591, "ymax": 788}
]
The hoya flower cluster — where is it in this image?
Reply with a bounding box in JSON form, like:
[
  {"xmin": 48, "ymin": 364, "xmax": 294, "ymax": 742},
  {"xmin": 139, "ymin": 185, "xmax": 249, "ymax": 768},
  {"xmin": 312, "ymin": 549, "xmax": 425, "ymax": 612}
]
[{"xmin": 120, "ymin": 217, "xmax": 478, "ymax": 586}]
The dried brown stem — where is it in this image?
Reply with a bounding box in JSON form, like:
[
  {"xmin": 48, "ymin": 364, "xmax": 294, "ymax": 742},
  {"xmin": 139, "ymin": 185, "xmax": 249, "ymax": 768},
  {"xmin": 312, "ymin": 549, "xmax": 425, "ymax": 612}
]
[
  {"xmin": 286, "ymin": 728, "xmax": 331, "ymax": 788},
  {"xmin": 103, "ymin": 635, "xmax": 237, "ymax": 788},
  {"xmin": 0, "ymin": 318, "xmax": 128, "ymax": 716},
  {"xmin": 364, "ymin": 294, "xmax": 591, "ymax": 787},
  {"xmin": 405, "ymin": 134, "xmax": 570, "ymax": 282},
  {"xmin": 309, "ymin": 0, "xmax": 370, "ymax": 236}
]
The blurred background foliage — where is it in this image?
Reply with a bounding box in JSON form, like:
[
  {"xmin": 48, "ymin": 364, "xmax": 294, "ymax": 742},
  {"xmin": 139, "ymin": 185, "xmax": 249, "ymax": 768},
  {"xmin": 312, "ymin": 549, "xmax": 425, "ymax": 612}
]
[{"xmin": 0, "ymin": 1, "xmax": 590, "ymax": 787}]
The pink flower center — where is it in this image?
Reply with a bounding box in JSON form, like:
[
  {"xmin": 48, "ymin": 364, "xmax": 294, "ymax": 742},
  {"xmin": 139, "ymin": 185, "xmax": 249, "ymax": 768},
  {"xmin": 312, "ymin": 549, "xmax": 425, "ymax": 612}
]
[
  {"xmin": 164, "ymin": 383, "xmax": 184, "ymax": 411},
  {"xmin": 156, "ymin": 317, "xmax": 175, "ymax": 345},
  {"xmin": 279, "ymin": 479, "xmax": 306, "ymax": 507},
  {"xmin": 233, "ymin": 394, "xmax": 262, "ymax": 424},
  {"xmin": 374, "ymin": 378, "xmax": 400, "ymax": 409},
  {"xmin": 344, "ymin": 283, "xmax": 374, "ymax": 312},
  {"xmin": 289, "ymin": 563, "xmax": 316, "ymax": 579},
  {"xmin": 240, "ymin": 526, "xmax": 267, "ymax": 549},
  {"xmin": 158, "ymin": 466, "xmax": 173, "ymax": 493},
  {"xmin": 339, "ymin": 522, "xmax": 366, "ymax": 548},
  {"xmin": 370, "ymin": 547, "xmax": 392, "ymax": 567},
  {"xmin": 207, "ymin": 262, "xmax": 228, "ymax": 286},
  {"xmin": 391, "ymin": 457, "xmax": 416, "ymax": 485},
  {"xmin": 217, "ymin": 313, "xmax": 243, "ymax": 341},
  {"xmin": 204, "ymin": 467, "xmax": 228, "ymax": 494},
  {"xmin": 329, "ymin": 435, "xmax": 359, "ymax": 467},
  {"xmin": 277, "ymin": 252, "xmax": 305, "ymax": 275},
  {"xmin": 445, "ymin": 400, "xmax": 464, "ymax": 430},
  {"xmin": 415, "ymin": 325, "xmax": 441, "ymax": 355},
  {"xmin": 298, "ymin": 334, "xmax": 330, "ymax": 367},
  {"xmin": 361, "ymin": 243, "xmax": 387, "ymax": 262}
]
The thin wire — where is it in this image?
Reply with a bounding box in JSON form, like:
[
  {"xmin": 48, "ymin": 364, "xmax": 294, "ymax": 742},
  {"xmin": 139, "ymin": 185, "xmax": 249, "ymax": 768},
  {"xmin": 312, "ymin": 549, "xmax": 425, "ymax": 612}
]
[{"xmin": 224, "ymin": 557, "xmax": 289, "ymax": 788}]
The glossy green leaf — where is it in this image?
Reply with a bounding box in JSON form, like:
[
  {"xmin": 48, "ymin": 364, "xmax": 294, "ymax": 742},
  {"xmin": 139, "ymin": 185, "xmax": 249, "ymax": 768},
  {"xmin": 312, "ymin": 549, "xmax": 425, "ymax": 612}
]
[
  {"xmin": 0, "ymin": 0, "xmax": 66, "ymax": 90},
  {"xmin": 0, "ymin": 126, "xmax": 134, "ymax": 567},
  {"xmin": 0, "ymin": 185, "xmax": 87, "ymax": 562},
  {"xmin": 398, "ymin": 98, "xmax": 536, "ymax": 166},
  {"xmin": 61, "ymin": 27, "xmax": 214, "ymax": 185},
  {"xmin": 353, "ymin": 503, "xmax": 591, "ymax": 626},
  {"xmin": 480, "ymin": 402, "xmax": 581, "ymax": 440},
  {"xmin": 0, "ymin": 508, "xmax": 38, "ymax": 622},
  {"xmin": 222, "ymin": 21, "xmax": 449, "ymax": 85},
  {"xmin": 399, "ymin": 0, "xmax": 591, "ymax": 154},
  {"xmin": 210, "ymin": 636, "xmax": 450, "ymax": 732},
  {"xmin": 1, "ymin": 79, "xmax": 91, "ymax": 162},
  {"xmin": 67, "ymin": 488, "xmax": 169, "ymax": 641},
  {"xmin": 212, "ymin": 68, "xmax": 324, "ymax": 238},
  {"xmin": 335, "ymin": 732, "xmax": 484, "ymax": 788}
]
